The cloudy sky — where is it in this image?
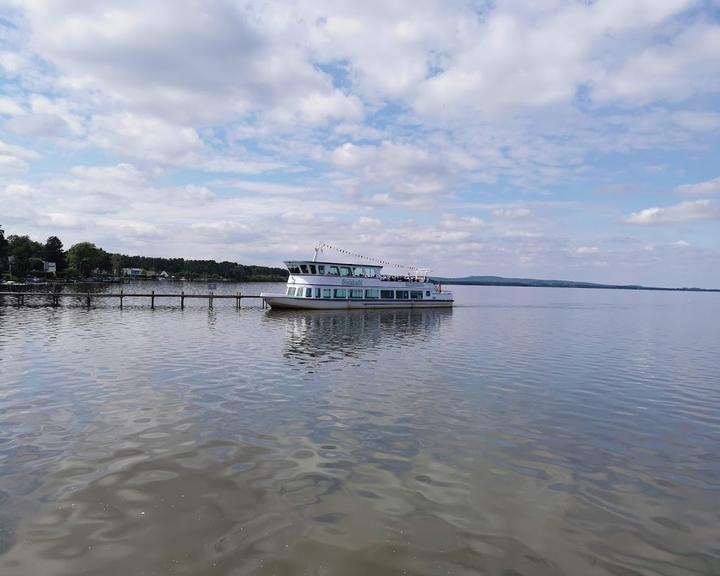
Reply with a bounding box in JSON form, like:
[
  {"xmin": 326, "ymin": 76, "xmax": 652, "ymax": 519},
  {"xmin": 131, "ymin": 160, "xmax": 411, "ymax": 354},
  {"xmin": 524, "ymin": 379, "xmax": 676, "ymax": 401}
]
[{"xmin": 1, "ymin": 0, "xmax": 719, "ymax": 286}]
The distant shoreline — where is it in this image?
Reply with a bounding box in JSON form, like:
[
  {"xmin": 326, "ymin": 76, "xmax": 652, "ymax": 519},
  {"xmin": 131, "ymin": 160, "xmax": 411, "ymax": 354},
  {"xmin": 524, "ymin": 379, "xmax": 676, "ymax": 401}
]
[{"xmin": 433, "ymin": 278, "xmax": 720, "ymax": 293}]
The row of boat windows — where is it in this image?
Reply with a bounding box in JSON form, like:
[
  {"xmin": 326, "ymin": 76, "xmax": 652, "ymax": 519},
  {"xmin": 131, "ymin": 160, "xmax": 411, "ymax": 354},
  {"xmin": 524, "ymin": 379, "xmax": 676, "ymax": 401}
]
[
  {"xmin": 287, "ymin": 264, "xmax": 378, "ymax": 278},
  {"xmin": 287, "ymin": 287, "xmax": 430, "ymax": 300}
]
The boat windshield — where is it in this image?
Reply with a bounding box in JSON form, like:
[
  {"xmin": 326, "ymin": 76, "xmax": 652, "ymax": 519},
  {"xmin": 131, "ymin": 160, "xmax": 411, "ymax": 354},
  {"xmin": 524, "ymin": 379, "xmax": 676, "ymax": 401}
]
[{"xmin": 285, "ymin": 261, "xmax": 384, "ymax": 277}]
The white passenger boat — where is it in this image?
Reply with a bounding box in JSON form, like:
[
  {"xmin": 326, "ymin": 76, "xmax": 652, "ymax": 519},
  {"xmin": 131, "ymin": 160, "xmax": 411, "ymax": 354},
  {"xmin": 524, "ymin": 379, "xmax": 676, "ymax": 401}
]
[{"xmin": 261, "ymin": 258, "xmax": 454, "ymax": 310}]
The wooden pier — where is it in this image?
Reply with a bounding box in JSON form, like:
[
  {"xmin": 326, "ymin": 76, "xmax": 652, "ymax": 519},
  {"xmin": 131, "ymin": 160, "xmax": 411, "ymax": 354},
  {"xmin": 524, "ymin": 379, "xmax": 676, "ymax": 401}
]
[{"xmin": 0, "ymin": 290, "xmax": 267, "ymax": 309}]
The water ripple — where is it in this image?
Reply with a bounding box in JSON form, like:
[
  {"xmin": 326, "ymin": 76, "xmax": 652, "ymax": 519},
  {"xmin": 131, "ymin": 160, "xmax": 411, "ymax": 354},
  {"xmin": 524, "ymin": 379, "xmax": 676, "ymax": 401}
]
[{"xmin": 1, "ymin": 285, "xmax": 719, "ymax": 574}]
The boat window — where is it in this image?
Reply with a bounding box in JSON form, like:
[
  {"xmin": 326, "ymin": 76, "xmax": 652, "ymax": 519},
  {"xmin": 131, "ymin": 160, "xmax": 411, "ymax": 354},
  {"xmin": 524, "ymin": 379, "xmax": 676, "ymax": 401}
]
[
  {"xmin": 350, "ymin": 289, "xmax": 363, "ymax": 298},
  {"xmin": 322, "ymin": 288, "xmax": 332, "ymax": 298},
  {"xmin": 411, "ymin": 291, "xmax": 423, "ymax": 300},
  {"xmin": 396, "ymin": 290, "xmax": 409, "ymax": 300},
  {"xmin": 287, "ymin": 265, "xmax": 300, "ymax": 274},
  {"xmin": 353, "ymin": 267, "xmax": 364, "ymax": 277},
  {"xmin": 425, "ymin": 291, "xmax": 431, "ymax": 297},
  {"xmin": 328, "ymin": 266, "xmax": 339, "ymax": 276},
  {"xmin": 287, "ymin": 287, "xmax": 296, "ymax": 296},
  {"xmin": 309, "ymin": 264, "xmax": 316, "ymax": 274},
  {"xmin": 380, "ymin": 290, "xmax": 394, "ymax": 299},
  {"xmin": 365, "ymin": 289, "xmax": 379, "ymax": 299},
  {"xmin": 314, "ymin": 288, "xmax": 321, "ymax": 297},
  {"xmin": 365, "ymin": 268, "xmax": 376, "ymax": 278},
  {"xmin": 318, "ymin": 265, "xmax": 325, "ymax": 275},
  {"xmin": 333, "ymin": 288, "xmax": 347, "ymax": 298},
  {"xmin": 300, "ymin": 264, "xmax": 309, "ymax": 274},
  {"xmin": 339, "ymin": 266, "xmax": 351, "ymax": 277},
  {"xmin": 305, "ymin": 288, "xmax": 312, "ymax": 297}
]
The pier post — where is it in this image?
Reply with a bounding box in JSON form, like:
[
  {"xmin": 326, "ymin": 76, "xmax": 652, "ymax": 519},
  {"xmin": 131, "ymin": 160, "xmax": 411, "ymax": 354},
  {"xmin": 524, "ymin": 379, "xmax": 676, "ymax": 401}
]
[
  {"xmin": 120, "ymin": 289, "xmax": 123, "ymax": 310},
  {"xmin": 209, "ymin": 292, "xmax": 213, "ymax": 309},
  {"xmin": 86, "ymin": 293, "xmax": 91, "ymax": 308},
  {"xmin": 181, "ymin": 291, "xmax": 185, "ymax": 310},
  {"xmin": 236, "ymin": 291, "xmax": 241, "ymax": 309},
  {"xmin": 151, "ymin": 290, "xmax": 155, "ymax": 310}
]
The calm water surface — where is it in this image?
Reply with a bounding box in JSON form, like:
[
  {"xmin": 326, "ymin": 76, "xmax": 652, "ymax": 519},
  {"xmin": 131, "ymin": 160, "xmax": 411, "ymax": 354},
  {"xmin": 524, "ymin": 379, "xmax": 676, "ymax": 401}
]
[{"xmin": 1, "ymin": 284, "xmax": 719, "ymax": 575}]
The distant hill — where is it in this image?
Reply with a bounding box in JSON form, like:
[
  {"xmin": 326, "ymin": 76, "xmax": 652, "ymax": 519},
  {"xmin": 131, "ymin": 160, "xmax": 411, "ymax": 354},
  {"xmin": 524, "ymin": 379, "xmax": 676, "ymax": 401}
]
[{"xmin": 431, "ymin": 275, "xmax": 719, "ymax": 292}]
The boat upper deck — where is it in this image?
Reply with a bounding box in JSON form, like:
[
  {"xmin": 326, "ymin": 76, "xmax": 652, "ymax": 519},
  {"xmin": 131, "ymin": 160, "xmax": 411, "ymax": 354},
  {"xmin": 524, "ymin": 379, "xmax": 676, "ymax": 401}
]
[{"xmin": 284, "ymin": 260, "xmax": 428, "ymax": 282}]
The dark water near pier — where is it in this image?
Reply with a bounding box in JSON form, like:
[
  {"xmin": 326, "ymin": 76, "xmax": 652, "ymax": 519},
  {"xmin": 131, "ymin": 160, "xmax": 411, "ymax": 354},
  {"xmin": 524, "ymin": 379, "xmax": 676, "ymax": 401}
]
[{"xmin": 1, "ymin": 284, "xmax": 719, "ymax": 575}]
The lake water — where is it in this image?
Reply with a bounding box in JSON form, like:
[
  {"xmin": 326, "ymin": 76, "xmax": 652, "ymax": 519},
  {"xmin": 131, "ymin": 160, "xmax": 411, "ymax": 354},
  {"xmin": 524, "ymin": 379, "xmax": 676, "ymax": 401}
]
[{"xmin": 1, "ymin": 283, "xmax": 718, "ymax": 575}]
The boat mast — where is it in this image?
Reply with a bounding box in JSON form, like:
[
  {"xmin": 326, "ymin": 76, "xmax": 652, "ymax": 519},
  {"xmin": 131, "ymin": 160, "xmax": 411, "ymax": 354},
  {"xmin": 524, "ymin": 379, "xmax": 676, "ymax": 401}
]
[{"xmin": 313, "ymin": 242, "xmax": 323, "ymax": 262}]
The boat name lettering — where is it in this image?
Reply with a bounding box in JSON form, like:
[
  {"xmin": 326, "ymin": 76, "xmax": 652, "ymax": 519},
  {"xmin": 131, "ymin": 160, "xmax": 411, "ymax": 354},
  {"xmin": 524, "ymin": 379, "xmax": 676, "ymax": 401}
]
[{"xmin": 341, "ymin": 279, "xmax": 363, "ymax": 286}]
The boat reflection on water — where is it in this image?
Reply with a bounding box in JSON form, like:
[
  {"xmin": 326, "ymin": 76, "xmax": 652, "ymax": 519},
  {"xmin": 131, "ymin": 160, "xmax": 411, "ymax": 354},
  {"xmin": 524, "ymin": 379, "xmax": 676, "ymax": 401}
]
[{"xmin": 264, "ymin": 307, "xmax": 453, "ymax": 364}]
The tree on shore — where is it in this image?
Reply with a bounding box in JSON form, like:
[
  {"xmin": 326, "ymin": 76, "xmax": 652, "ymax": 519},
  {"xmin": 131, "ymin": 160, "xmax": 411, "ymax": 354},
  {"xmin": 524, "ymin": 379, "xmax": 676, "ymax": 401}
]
[
  {"xmin": 1, "ymin": 228, "xmax": 288, "ymax": 281},
  {"xmin": 27, "ymin": 257, "xmax": 45, "ymax": 272},
  {"xmin": 7, "ymin": 234, "xmax": 43, "ymax": 277},
  {"xmin": 44, "ymin": 236, "xmax": 66, "ymax": 271},
  {"xmin": 67, "ymin": 242, "xmax": 111, "ymax": 277},
  {"xmin": 110, "ymin": 253, "xmax": 124, "ymax": 276},
  {"xmin": 0, "ymin": 224, "xmax": 8, "ymax": 272}
]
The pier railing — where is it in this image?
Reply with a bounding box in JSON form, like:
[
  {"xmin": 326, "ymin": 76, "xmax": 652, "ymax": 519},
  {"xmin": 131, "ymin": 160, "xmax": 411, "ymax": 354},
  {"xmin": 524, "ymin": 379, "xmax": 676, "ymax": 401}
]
[{"xmin": 0, "ymin": 290, "xmax": 267, "ymax": 309}]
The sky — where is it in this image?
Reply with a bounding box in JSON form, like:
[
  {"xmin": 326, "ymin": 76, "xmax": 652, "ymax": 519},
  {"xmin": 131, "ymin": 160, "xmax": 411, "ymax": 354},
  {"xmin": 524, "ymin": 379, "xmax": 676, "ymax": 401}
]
[{"xmin": 1, "ymin": 0, "xmax": 719, "ymax": 286}]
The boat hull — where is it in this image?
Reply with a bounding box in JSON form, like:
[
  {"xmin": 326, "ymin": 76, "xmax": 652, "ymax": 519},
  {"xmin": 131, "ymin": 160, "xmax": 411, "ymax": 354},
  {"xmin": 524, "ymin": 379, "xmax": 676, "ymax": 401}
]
[{"xmin": 261, "ymin": 295, "xmax": 453, "ymax": 310}]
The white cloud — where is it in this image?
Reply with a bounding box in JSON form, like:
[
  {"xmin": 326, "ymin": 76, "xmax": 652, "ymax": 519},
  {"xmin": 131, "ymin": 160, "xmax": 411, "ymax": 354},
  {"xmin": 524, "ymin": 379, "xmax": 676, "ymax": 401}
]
[
  {"xmin": 575, "ymin": 246, "xmax": 599, "ymax": 255},
  {"xmin": 0, "ymin": 155, "xmax": 29, "ymax": 173},
  {"xmin": 352, "ymin": 216, "xmax": 382, "ymax": 229},
  {"xmin": 90, "ymin": 113, "xmax": 203, "ymax": 164},
  {"xmin": 493, "ymin": 207, "xmax": 531, "ymax": 219},
  {"xmin": 592, "ymin": 24, "xmax": 720, "ymax": 105},
  {"xmin": 0, "ymin": 140, "xmax": 39, "ymax": 173},
  {"xmin": 675, "ymin": 177, "xmax": 720, "ymax": 196},
  {"xmin": 201, "ymin": 158, "xmax": 287, "ymax": 175},
  {"xmin": 326, "ymin": 140, "xmax": 477, "ymax": 203},
  {"xmin": 623, "ymin": 199, "xmax": 720, "ymax": 225},
  {"xmin": 217, "ymin": 180, "xmax": 313, "ymax": 195},
  {"xmin": 0, "ymin": 97, "xmax": 24, "ymax": 116},
  {"xmin": 293, "ymin": 90, "xmax": 363, "ymax": 124},
  {"xmin": 309, "ymin": 3, "xmax": 463, "ymax": 100},
  {"xmin": 38, "ymin": 212, "xmax": 83, "ymax": 229},
  {"xmin": 0, "ymin": 50, "xmax": 27, "ymax": 75},
  {"xmin": 28, "ymin": 94, "xmax": 86, "ymax": 135},
  {"xmin": 440, "ymin": 214, "xmax": 485, "ymax": 230},
  {"xmin": 4, "ymin": 113, "xmax": 71, "ymax": 137},
  {"xmin": 412, "ymin": 0, "xmax": 705, "ymax": 118},
  {"xmin": 671, "ymin": 111, "xmax": 720, "ymax": 132},
  {"xmin": 1, "ymin": 183, "xmax": 36, "ymax": 200},
  {"xmin": 70, "ymin": 163, "xmax": 145, "ymax": 184},
  {"xmin": 20, "ymin": 0, "xmax": 364, "ymax": 127},
  {"xmin": 110, "ymin": 220, "xmax": 165, "ymax": 239}
]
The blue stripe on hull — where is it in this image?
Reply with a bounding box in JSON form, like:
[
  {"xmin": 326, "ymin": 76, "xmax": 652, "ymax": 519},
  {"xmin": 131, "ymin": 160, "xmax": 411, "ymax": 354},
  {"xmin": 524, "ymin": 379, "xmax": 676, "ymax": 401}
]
[{"xmin": 263, "ymin": 296, "xmax": 453, "ymax": 310}]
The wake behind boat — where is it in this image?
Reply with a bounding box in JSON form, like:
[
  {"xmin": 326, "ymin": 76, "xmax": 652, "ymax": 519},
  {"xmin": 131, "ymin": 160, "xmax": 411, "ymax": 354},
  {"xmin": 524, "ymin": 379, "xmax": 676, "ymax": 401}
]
[{"xmin": 261, "ymin": 251, "xmax": 453, "ymax": 310}]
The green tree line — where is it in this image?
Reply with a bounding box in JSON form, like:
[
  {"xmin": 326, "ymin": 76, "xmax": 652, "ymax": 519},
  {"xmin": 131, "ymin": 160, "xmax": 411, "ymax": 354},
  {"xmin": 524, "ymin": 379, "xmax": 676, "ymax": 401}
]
[{"xmin": 0, "ymin": 226, "xmax": 287, "ymax": 282}]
